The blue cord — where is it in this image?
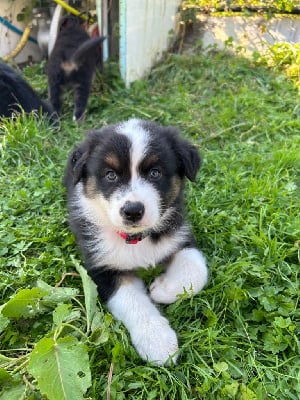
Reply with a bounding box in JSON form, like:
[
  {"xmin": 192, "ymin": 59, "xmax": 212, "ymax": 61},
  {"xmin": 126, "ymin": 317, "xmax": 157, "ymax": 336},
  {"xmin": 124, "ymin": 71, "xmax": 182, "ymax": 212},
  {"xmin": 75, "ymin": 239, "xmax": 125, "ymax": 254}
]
[{"xmin": 0, "ymin": 16, "xmax": 38, "ymax": 44}]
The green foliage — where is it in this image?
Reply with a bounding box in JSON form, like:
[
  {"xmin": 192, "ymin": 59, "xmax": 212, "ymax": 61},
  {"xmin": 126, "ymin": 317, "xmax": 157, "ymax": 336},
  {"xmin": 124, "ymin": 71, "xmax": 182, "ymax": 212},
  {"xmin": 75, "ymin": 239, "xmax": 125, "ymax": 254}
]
[
  {"xmin": 15, "ymin": 1, "xmax": 53, "ymax": 23},
  {"xmin": 28, "ymin": 336, "xmax": 91, "ymax": 400},
  {"xmin": 183, "ymin": 0, "xmax": 299, "ymax": 13},
  {"xmin": 1, "ymin": 287, "xmax": 49, "ymax": 318},
  {"xmin": 0, "ymin": 261, "xmax": 104, "ymax": 399},
  {"xmin": 254, "ymin": 42, "xmax": 300, "ymax": 84},
  {"xmin": 0, "ymin": 42, "xmax": 300, "ymax": 399}
]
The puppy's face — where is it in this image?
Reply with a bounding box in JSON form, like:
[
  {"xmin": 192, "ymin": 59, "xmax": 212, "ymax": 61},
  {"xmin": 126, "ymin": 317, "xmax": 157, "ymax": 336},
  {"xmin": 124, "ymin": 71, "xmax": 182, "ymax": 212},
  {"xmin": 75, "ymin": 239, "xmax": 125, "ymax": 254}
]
[{"xmin": 67, "ymin": 119, "xmax": 201, "ymax": 234}]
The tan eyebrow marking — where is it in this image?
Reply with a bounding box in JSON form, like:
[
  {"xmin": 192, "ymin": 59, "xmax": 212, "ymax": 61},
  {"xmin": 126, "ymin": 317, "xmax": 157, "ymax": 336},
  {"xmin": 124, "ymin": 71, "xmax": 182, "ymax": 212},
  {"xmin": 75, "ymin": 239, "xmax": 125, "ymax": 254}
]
[
  {"xmin": 104, "ymin": 153, "xmax": 120, "ymax": 170},
  {"xmin": 141, "ymin": 154, "xmax": 160, "ymax": 169}
]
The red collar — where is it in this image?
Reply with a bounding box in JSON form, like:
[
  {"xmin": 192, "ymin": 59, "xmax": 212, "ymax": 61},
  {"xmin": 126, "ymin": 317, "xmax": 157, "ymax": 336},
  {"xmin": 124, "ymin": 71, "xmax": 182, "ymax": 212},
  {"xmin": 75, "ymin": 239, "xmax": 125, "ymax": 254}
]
[{"xmin": 116, "ymin": 231, "xmax": 146, "ymax": 244}]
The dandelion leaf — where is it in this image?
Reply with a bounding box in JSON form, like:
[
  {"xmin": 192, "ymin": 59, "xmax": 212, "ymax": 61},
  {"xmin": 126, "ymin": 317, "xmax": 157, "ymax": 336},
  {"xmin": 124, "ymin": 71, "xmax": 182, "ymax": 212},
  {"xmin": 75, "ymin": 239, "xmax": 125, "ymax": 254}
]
[
  {"xmin": 1, "ymin": 288, "xmax": 48, "ymax": 318},
  {"xmin": 28, "ymin": 336, "xmax": 91, "ymax": 400}
]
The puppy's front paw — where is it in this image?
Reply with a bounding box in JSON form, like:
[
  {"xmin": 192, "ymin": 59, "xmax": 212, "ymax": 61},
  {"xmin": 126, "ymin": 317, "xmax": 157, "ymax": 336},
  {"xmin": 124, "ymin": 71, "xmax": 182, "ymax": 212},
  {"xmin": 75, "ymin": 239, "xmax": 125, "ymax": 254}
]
[
  {"xmin": 73, "ymin": 111, "xmax": 86, "ymax": 124},
  {"xmin": 131, "ymin": 317, "xmax": 178, "ymax": 365},
  {"xmin": 150, "ymin": 275, "xmax": 180, "ymax": 304},
  {"xmin": 150, "ymin": 248, "xmax": 208, "ymax": 304}
]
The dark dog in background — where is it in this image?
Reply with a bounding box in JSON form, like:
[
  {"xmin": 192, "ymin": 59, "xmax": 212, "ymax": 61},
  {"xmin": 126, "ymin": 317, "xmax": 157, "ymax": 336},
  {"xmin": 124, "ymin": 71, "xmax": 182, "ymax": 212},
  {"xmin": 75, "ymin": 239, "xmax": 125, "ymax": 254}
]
[
  {"xmin": 47, "ymin": 15, "xmax": 105, "ymax": 122},
  {"xmin": 0, "ymin": 61, "xmax": 56, "ymax": 122}
]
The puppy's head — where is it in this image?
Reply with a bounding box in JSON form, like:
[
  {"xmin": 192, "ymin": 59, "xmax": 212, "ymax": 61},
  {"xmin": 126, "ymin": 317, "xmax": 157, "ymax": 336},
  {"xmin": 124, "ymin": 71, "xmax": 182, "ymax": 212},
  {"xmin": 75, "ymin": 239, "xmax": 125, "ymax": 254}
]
[
  {"xmin": 65, "ymin": 119, "xmax": 201, "ymax": 234},
  {"xmin": 59, "ymin": 15, "xmax": 84, "ymax": 31}
]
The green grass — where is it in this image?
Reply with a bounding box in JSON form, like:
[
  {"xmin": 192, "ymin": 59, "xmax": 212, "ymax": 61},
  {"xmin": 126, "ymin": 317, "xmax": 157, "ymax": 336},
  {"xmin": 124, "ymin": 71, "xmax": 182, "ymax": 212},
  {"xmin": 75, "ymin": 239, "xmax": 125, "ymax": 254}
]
[{"xmin": 0, "ymin": 47, "xmax": 299, "ymax": 400}]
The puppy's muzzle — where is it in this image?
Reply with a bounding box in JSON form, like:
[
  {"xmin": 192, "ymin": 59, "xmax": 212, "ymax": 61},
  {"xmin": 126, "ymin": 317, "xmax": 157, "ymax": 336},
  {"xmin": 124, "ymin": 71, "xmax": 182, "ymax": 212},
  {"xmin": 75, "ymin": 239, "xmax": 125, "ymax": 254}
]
[{"xmin": 120, "ymin": 201, "xmax": 145, "ymax": 224}]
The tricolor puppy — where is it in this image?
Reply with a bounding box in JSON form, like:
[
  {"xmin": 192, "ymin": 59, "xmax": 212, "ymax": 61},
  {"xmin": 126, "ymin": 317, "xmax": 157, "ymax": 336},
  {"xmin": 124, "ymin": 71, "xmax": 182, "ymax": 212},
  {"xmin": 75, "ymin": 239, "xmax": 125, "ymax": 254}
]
[{"xmin": 64, "ymin": 119, "xmax": 208, "ymax": 365}]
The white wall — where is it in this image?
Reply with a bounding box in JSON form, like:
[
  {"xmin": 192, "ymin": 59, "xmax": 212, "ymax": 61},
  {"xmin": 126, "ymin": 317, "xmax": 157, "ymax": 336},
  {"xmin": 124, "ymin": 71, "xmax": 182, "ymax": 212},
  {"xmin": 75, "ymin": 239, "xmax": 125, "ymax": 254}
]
[
  {"xmin": 0, "ymin": 1, "xmax": 42, "ymax": 64},
  {"xmin": 120, "ymin": 0, "xmax": 181, "ymax": 86}
]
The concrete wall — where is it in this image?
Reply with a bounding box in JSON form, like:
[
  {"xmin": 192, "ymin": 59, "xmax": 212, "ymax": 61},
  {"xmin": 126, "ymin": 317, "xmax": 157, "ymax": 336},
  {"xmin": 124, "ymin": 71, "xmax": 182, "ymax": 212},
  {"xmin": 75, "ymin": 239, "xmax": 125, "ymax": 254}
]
[
  {"xmin": 119, "ymin": 0, "xmax": 181, "ymax": 86},
  {"xmin": 197, "ymin": 15, "xmax": 300, "ymax": 56}
]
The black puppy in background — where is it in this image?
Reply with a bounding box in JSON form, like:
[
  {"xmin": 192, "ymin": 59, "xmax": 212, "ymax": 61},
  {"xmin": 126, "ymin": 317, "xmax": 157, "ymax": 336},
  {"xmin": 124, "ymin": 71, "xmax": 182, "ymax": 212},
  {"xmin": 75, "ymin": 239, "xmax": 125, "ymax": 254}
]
[
  {"xmin": 47, "ymin": 15, "xmax": 105, "ymax": 123},
  {"xmin": 0, "ymin": 61, "xmax": 56, "ymax": 122}
]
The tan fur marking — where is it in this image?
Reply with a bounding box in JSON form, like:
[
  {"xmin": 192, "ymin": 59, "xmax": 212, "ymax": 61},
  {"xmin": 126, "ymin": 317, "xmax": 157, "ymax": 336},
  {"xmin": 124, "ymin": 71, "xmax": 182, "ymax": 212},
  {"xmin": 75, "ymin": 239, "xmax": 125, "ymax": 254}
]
[
  {"xmin": 85, "ymin": 176, "xmax": 98, "ymax": 198},
  {"xmin": 61, "ymin": 61, "xmax": 78, "ymax": 75},
  {"xmin": 169, "ymin": 176, "xmax": 182, "ymax": 204},
  {"xmin": 142, "ymin": 154, "xmax": 160, "ymax": 170},
  {"xmin": 104, "ymin": 153, "xmax": 120, "ymax": 170},
  {"xmin": 120, "ymin": 274, "xmax": 136, "ymax": 286}
]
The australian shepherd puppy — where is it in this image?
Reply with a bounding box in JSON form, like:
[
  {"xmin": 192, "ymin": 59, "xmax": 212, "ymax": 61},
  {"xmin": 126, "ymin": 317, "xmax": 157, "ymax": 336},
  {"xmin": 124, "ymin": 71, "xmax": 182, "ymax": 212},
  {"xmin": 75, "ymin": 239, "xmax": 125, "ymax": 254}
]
[
  {"xmin": 47, "ymin": 15, "xmax": 105, "ymax": 122},
  {"xmin": 64, "ymin": 119, "xmax": 208, "ymax": 365},
  {"xmin": 0, "ymin": 61, "xmax": 56, "ymax": 122}
]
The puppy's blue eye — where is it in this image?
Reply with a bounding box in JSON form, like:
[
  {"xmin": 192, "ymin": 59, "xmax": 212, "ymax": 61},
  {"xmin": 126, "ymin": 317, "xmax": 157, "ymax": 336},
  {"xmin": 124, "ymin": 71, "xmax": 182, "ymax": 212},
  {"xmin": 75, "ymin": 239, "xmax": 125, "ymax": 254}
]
[
  {"xmin": 149, "ymin": 168, "xmax": 161, "ymax": 180},
  {"xmin": 105, "ymin": 170, "xmax": 118, "ymax": 181}
]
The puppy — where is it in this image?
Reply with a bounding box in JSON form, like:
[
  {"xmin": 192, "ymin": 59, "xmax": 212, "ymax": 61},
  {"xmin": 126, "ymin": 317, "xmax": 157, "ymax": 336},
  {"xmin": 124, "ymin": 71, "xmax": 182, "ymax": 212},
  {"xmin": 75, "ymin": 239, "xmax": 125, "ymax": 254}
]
[
  {"xmin": 0, "ymin": 61, "xmax": 56, "ymax": 122},
  {"xmin": 47, "ymin": 15, "xmax": 105, "ymax": 122},
  {"xmin": 64, "ymin": 119, "xmax": 208, "ymax": 365}
]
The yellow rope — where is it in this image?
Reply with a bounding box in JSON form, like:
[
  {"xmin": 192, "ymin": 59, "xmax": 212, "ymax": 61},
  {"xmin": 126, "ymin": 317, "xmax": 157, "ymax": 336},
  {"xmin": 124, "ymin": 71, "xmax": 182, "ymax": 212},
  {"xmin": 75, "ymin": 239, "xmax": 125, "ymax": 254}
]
[
  {"xmin": 2, "ymin": 1, "xmax": 94, "ymax": 62},
  {"xmin": 53, "ymin": 0, "xmax": 94, "ymax": 23},
  {"xmin": 3, "ymin": 23, "xmax": 32, "ymax": 61}
]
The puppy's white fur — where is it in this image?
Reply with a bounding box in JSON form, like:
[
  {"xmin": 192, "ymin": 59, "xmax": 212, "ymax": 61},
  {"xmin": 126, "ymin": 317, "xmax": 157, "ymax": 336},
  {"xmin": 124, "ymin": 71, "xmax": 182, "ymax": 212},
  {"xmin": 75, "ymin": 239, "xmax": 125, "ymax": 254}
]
[
  {"xmin": 150, "ymin": 248, "xmax": 208, "ymax": 304},
  {"xmin": 66, "ymin": 119, "xmax": 208, "ymax": 365},
  {"xmin": 108, "ymin": 181, "xmax": 161, "ymax": 231},
  {"xmin": 107, "ymin": 277, "xmax": 178, "ymax": 365},
  {"xmin": 73, "ymin": 185, "xmax": 192, "ymax": 269},
  {"xmin": 117, "ymin": 119, "xmax": 149, "ymax": 175}
]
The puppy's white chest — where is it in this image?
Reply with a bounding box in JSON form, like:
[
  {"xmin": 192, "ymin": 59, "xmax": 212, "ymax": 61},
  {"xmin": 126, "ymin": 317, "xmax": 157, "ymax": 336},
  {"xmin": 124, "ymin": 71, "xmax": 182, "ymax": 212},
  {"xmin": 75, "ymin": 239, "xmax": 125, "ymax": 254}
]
[{"xmin": 99, "ymin": 226, "xmax": 190, "ymax": 270}]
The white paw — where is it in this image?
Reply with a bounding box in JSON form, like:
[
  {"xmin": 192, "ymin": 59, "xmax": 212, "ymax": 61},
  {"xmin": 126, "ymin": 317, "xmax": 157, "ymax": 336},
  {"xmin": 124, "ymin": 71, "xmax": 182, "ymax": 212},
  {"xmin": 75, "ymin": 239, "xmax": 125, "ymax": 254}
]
[
  {"xmin": 150, "ymin": 248, "xmax": 208, "ymax": 304},
  {"xmin": 131, "ymin": 317, "xmax": 178, "ymax": 365},
  {"xmin": 150, "ymin": 275, "xmax": 181, "ymax": 304}
]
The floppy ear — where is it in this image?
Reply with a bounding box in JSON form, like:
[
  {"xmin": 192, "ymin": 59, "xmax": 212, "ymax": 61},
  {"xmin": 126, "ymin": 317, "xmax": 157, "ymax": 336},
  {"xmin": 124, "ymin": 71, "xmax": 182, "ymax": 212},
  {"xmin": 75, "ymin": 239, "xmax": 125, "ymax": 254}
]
[
  {"xmin": 64, "ymin": 129, "xmax": 106, "ymax": 188},
  {"xmin": 70, "ymin": 148, "xmax": 89, "ymax": 184},
  {"xmin": 166, "ymin": 127, "xmax": 201, "ymax": 181},
  {"xmin": 64, "ymin": 141, "xmax": 90, "ymax": 189},
  {"xmin": 178, "ymin": 138, "xmax": 201, "ymax": 181}
]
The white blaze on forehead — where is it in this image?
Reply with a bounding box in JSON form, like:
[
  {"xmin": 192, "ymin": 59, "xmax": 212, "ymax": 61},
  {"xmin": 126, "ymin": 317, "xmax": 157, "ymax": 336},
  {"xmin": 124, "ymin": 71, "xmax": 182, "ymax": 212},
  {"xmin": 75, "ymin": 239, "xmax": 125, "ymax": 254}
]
[
  {"xmin": 113, "ymin": 119, "xmax": 160, "ymax": 229},
  {"xmin": 116, "ymin": 119, "xmax": 149, "ymax": 179}
]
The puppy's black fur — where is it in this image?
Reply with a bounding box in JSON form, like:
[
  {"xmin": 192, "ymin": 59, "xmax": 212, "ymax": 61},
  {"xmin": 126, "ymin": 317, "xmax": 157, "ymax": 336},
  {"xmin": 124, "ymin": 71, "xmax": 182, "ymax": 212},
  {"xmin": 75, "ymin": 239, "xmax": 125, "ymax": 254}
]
[
  {"xmin": 47, "ymin": 15, "xmax": 105, "ymax": 122},
  {"xmin": 64, "ymin": 119, "xmax": 208, "ymax": 365},
  {"xmin": 0, "ymin": 61, "xmax": 56, "ymax": 122}
]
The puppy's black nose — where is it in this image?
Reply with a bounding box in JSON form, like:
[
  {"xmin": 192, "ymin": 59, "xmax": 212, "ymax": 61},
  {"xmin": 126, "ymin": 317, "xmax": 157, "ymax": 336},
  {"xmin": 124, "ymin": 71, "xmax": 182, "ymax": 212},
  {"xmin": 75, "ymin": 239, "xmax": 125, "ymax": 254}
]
[{"xmin": 120, "ymin": 201, "xmax": 145, "ymax": 223}]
